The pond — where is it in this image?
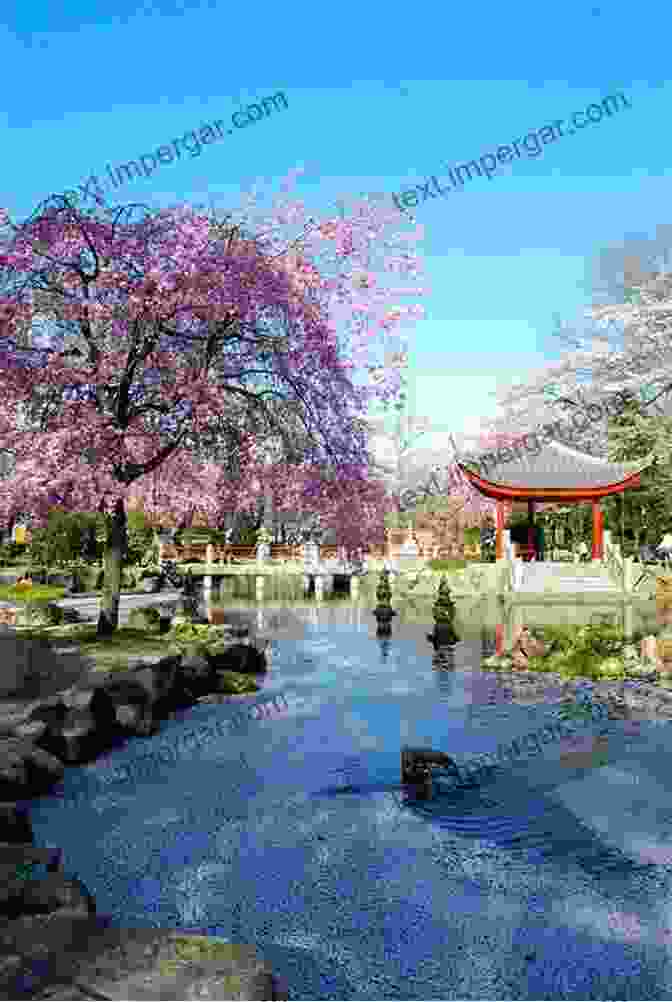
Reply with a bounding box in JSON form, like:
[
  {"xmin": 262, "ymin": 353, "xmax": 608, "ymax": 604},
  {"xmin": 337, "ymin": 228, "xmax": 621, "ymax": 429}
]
[{"xmin": 26, "ymin": 592, "xmax": 672, "ymax": 1000}]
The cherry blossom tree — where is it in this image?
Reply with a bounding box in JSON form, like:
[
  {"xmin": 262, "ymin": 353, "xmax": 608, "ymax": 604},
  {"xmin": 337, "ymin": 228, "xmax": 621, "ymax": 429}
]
[
  {"xmin": 484, "ymin": 244, "xmax": 672, "ymax": 458},
  {"xmin": 0, "ymin": 177, "xmax": 425, "ymax": 633}
]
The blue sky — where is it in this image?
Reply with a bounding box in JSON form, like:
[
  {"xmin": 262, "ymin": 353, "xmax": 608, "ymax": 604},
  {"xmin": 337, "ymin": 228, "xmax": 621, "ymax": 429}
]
[{"xmin": 2, "ymin": 0, "xmax": 669, "ymax": 468}]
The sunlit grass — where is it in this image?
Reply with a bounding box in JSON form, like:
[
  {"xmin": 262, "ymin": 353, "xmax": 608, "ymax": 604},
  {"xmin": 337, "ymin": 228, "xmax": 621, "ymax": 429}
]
[
  {"xmin": 426, "ymin": 558, "xmax": 469, "ymax": 572},
  {"xmin": 13, "ymin": 623, "xmax": 173, "ymax": 672},
  {"xmin": 0, "ymin": 584, "xmax": 66, "ymax": 603}
]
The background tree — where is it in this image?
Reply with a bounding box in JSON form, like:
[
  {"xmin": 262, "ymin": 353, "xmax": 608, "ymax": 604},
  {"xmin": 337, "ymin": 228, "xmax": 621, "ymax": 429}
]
[
  {"xmin": 485, "ymin": 231, "xmax": 672, "ymax": 459},
  {"xmin": 602, "ymin": 390, "xmax": 672, "ymax": 552}
]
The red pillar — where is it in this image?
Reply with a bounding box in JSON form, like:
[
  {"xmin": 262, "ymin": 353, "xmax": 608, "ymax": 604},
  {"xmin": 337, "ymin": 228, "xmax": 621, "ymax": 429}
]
[
  {"xmin": 496, "ymin": 501, "xmax": 505, "ymax": 559},
  {"xmin": 527, "ymin": 500, "xmax": 536, "ymax": 560},
  {"xmin": 592, "ymin": 500, "xmax": 604, "ymax": 560}
]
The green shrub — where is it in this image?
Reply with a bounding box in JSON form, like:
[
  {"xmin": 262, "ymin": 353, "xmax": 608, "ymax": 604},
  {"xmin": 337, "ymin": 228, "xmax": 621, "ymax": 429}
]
[
  {"xmin": 28, "ymin": 509, "xmax": 103, "ymax": 568},
  {"xmin": 126, "ymin": 508, "xmax": 156, "ymax": 566},
  {"xmin": 123, "ymin": 566, "xmax": 146, "ymax": 588},
  {"xmin": 166, "ymin": 619, "xmax": 232, "ymax": 655},
  {"xmin": 0, "ymin": 541, "xmax": 29, "ymax": 565},
  {"xmin": 77, "ymin": 563, "xmax": 102, "ymax": 592},
  {"xmin": 217, "ymin": 670, "xmax": 260, "ymax": 693},
  {"xmin": 528, "ymin": 624, "xmax": 574, "ymax": 653},
  {"xmin": 127, "ymin": 606, "xmax": 162, "ymax": 632},
  {"xmin": 512, "ymin": 622, "xmax": 632, "ymax": 680},
  {"xmin": 427, "ymin": 558, "xmax": 467, "ymax": 572},
  {"xmin": 15, "ymin": 601, "xmax": 65, "ymax": 627},
  {"xmin": 236, "ymin": 525, "xmax": 259, "ymax": 546},
  {"xmin": 208, "ymin": 529, "xmax": 230, "ymax": 546}
]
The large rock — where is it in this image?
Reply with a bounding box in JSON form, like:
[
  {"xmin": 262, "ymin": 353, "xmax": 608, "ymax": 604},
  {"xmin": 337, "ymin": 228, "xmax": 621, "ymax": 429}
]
[
  {"xmin": 0, "ymin": 843, "xmax": 62, "ymax": 870},
  {"xmin": 0, "ymin": 633, "xmax": 91, "ymax": 701},
  {"xmin": 208, "ymin": 643, "xmax": 267, "ymax": 674},
  {"xmin": 0, "ymin": 917, "xmax": 286, "ymax": 1000},
  {"xmin": 130, "ymin": 655, "xmax": 182, "ymax": 707},
  {"xmin": 0, "ymin": 737, "xmax": 64, "ymax": 799},
  {"xmin": 0, "ymin": 873, "xmax": 95, "ymax": 923},
  {"xmin": 179, "ymin": 648, "xmax": 216, "ymax": 692},
  {"xmin": 25, "ymin": 698, "xmax": 68, "ymax": 737},
  {"xmin": 113, "ymin": 700, "xmax": 156, "ymax": 736},
  {"xmin": 0, "ymin": 843, "xmax": 63, "ymax": 896},
  {"xmin": 58, "ymin": 707, "xmax": 105, "ymax": 763},
  {"xmin": 212, "ymin": 609, "xmax": 255, "ymax": 635},
  {"xmin": 0, "ymin": 698, "xmax": 44, "ymax": 736},
  {"xmin": 25, "ymin": 691, "xmax": 117, "ymax": 763},
  {"xmin": 96, "ymin": 678, "xmax": 157, "ymax": 737},
  {"xmin": 511, "ymin": 627, "xmax": 547, "ymax": 668},
  {"xmin": 0, "ymin": 803, "xmax": 33, "ymax": 844},
  {"xmin": 401, "ymin": 746, "xmax": 462, "ymax": 784}
]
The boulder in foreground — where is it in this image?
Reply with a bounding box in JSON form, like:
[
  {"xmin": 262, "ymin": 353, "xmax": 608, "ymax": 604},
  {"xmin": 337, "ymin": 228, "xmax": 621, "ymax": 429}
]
[{"xmin": 0, "ymin": 916, "xmax": 287, "ymax": 999}]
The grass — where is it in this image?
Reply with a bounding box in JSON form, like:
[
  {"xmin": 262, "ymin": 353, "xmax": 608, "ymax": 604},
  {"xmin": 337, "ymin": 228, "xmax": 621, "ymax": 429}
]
[
  {"xmin": 426, "ymin": 558, "xmax": 469, "ymax": 572},
  {"xmin": 13, "ymin": 622, "xmax": 263, "ymax": 693},
  {"xmin": 0, "ymin": 584, "xmax": 66, "ymax": 603},
  {"xmin": 13, "ymin": 623, "xmax": 175, "ymax": 673}
]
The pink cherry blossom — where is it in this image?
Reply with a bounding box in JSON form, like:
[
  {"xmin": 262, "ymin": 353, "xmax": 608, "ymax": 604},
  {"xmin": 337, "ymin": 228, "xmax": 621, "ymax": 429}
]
[{"xmin": 0, "ymin": 176, "xmax": 425, "ymax": 628}]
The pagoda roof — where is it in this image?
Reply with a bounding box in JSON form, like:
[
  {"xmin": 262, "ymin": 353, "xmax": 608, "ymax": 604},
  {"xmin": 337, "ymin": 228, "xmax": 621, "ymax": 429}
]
[{"xmin": 459, "ymin": 440, "xmax": 653, "ymax": 502}]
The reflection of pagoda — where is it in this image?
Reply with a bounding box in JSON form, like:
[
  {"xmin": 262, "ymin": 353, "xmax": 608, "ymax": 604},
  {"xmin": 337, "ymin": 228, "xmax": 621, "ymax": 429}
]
[{"xmin": 432, "ymin": 644, "xmax": 458, "ymax": 688}]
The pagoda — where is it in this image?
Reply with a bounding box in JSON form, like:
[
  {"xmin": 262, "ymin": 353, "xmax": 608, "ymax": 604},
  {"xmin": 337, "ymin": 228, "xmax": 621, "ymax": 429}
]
[{"xmin": 458, "ymin": 440, "xmax": 652, "ymax": 561}]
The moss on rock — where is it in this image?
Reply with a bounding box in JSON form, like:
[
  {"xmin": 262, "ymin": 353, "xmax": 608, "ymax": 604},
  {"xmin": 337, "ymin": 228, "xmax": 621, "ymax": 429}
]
[{"xmin": 216, "ymin": 671, "xmax": 260, "ymax": 694}]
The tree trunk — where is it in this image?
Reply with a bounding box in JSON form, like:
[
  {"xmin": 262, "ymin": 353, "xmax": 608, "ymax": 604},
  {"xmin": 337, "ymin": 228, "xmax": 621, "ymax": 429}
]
[{"xmin": 96, "ymin": 498, "xmax": 127, "ymax": 636}]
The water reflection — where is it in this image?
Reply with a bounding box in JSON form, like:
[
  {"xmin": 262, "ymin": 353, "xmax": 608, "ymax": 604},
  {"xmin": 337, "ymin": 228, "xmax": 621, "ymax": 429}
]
[{"xmin": 377, "ymin": 634, "xmax": 392, "ymax": 662}]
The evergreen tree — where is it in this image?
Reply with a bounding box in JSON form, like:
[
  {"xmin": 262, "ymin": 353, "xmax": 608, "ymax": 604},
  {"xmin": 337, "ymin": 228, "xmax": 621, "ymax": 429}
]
[{"xmin": 604, "ymin": 393, "xmax": 672, "ymax": 550}]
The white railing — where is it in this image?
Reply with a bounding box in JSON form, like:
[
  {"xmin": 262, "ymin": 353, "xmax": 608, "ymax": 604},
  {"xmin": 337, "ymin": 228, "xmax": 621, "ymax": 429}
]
[
  {"xmin": 502, "ymin": 538, "xmax": 523, "ymax": 591},
  {"xmin": 603, "ymin": 539, "xmax": 628, "ymax": 591}
]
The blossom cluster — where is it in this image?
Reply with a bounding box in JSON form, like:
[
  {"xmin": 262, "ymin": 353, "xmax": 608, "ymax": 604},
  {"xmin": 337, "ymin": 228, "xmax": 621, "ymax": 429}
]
[{"xmin": 0, "ymin": 184, "xmax": 424, "ymax": 555}]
